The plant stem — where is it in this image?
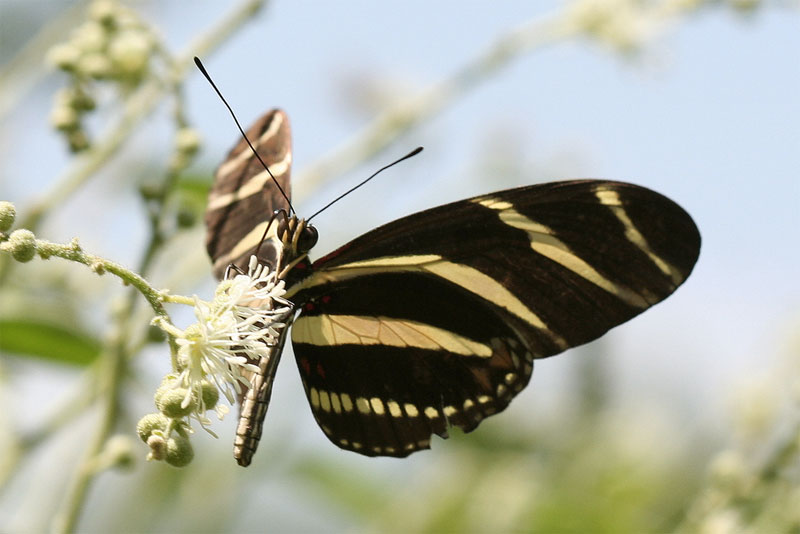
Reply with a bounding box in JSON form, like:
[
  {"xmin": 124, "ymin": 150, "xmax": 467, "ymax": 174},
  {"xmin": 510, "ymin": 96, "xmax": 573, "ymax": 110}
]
[{"xmin": 44, "ymin": 2, "xmax": 269, "ymax": 531}]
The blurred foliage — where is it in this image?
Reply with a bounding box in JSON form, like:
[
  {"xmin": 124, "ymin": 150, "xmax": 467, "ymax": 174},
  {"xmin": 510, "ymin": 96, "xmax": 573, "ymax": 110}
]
[{"xmin": 0, "ymin": 318, "xmax": 100, "ymax": 366}]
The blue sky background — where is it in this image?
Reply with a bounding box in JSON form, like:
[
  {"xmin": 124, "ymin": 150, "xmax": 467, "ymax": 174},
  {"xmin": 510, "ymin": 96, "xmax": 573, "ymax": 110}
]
[{"xmin": 1, "ymin": 0, "xmax": 799, "ymax": 529}]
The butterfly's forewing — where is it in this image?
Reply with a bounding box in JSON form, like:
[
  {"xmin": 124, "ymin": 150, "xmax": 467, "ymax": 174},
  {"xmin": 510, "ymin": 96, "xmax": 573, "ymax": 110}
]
[
  {"xmin": 205, "ymin": 109, "xmax": 295, "ymax": 466},
  {"xmin": 285, "ymin": 180, "xmax": 700, "ymax": 456},
  {"xmin": 205, "ymin": 109, "xmax": 292, "ymax": 278}
]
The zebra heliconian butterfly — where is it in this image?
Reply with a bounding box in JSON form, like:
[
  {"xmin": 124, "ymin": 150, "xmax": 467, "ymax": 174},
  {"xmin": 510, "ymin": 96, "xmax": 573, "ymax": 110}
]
[{"xmin": 199, "ymin": 64, "xmax": 701, "ymax": 467}]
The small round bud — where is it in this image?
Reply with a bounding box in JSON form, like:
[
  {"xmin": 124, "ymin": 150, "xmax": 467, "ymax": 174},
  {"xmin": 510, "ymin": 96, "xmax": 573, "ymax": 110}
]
[
  {"xmin": 176, "ymin": 209, "xmax": 196, "ymax": 229},
  {"xmin": 160, "ymin": 374, "xmax": 179, "ymax": 387},
  {"xmin": 138, "ymin": 182, "xmax": 163, "ymax": 200},
  {"xmin": 0, "ymin": 201, "xmax": 16, "ymax": 232},
  {"xmin": 146, "ymin": 434, "xmax": 167, "ymax": 461},
  {"xmin": 78, "ymin": 52, "xmax": 113, "ymax": 80},
  {"xmin": 67, "ymin": 130, "xmax": 90, "ymax": 152},
  {"xmin": 55, "ymin": 87, "xmax": 95, "ymax": 111},
  {"xmin": 8, "ymin": 229, "xmax": 37, "ymax": 262},
  {"xmin": 72, "ymin": 21, "xmax": 108, "ymax": 53},
  {"xmin": 168, "ymin": 153, "xmax": 189, "ymax": 174},
  {"xmin": 136, "ymin": 412, "xmax": 169, "ymax": 442},
  {"xmin": 50, "ymin": 105, "xmax": 80, "ymax": 132},
  {"xmin": 146, "ymin": 324, "xmax": 166, "ymax": 343},
  {"xmin": 165, "ymin": 435, "xmax": 194, "ymax": 467},
  {"xmin": 175, "ymin": 127, "xmax": 201, "ymax": 156},
  {"xmin": 46, "ymin": 43, "xmax": 82, "ymax": 71},
  {"xmin": 105, "ymin": 434, "xmax": 136, "ymax": 470},
  {"xmin": 70, "ymin": 88, "xmax": 96, "ymax": 111},
  {"xmin": 155, "ymin": 386, "xmax": 196, "ymax": 418},
  {"xmin": 89, "ymin": 0, "xmax": 119, "ymax": 26},
  {"xmin": 108, "ymin": 30, "xmax": 151, "ymax": 76},
  {"xmin": 200, "ymin": 381, "xmax": 219, "ymax": 410}
]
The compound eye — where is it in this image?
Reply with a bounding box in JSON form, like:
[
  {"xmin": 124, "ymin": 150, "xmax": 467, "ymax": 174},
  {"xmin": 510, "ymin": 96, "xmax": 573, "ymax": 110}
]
[{"xmin": 297, "ymin": 225, "xmax": 318, "ymax": 253}]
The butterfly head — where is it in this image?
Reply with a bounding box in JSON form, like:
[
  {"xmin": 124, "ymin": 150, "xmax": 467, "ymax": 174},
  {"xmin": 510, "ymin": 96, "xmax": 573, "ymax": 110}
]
[
  {"xmin": 272, "ymin": 210, "xmax": 317, "ymax": 256},
  {"xmin": 295, "ymin": 220, "xmax": 318, "ymax": 255}
]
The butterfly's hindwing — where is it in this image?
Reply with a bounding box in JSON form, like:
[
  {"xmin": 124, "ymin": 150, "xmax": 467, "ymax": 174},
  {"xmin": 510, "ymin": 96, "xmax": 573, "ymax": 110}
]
[
  {"xmin": 291, "ymin": 272, "xmax": 535, "ymax": 456},
  {"xmin": 286, "ymin": 180, "xmax": 700, "ymax": 456}
]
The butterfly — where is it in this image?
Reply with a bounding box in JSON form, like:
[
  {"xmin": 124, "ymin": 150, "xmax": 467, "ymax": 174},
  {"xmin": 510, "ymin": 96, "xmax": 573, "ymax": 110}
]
[{"xmin": 204, "ymin": 109, "xmax": 701, "ymax": 466}]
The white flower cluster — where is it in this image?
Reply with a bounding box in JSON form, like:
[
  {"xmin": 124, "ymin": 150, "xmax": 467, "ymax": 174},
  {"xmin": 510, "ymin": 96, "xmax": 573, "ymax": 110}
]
[
  {"xmin": 174, "ymin": 256, "xmax": 292, "ymax": 420},
  {"xmin": 140, "ymin": 256, "xmax": 292, "ymax": 466}
]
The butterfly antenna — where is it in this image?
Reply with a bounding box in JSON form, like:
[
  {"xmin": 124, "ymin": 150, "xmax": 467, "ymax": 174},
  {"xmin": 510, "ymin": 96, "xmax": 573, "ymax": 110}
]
[
  {"xmin": 307, "ymin": 147, "xmax": 423, "ymax": 221},
  {"xmin": 194, "ymin": 57, "xmax": 295, "ymax": 215}
]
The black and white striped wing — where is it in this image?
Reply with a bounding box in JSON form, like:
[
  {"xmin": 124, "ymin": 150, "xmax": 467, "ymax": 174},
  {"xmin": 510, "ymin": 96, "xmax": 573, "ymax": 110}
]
[
  {"xmin": 285, "ymin": 180, "xmax": 701, "ymax": 457},
  {"xmin": 205, "ymin": 109, "xmax": 292, "ymax": 279}
]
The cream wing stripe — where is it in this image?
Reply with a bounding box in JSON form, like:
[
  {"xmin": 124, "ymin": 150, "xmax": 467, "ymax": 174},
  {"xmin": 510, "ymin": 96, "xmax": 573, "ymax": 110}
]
[
  {"xmin": 216, "ymin": 112, "xmax": 285, "ymax": 177},
  {"xmin": 594, "ymin": 187, "xmax": 683, "ymax": 286},
  {"xmin": 286, "ymin": 254, "xmax": 568, "ymax": 350},
  {"xmin": 475, "ymin": 196, "xmax": 649, "ymax": 308},
  {"xmin": 293, "ymin": 314, "xmax": 493, "ymax": 357},
  {"xmin": 208, "ymin": 157, "xmax": 292, "ymax": 211},
  {"xmin": 211, "ymin": 220, "xmax": 279, "ymax": 273}
]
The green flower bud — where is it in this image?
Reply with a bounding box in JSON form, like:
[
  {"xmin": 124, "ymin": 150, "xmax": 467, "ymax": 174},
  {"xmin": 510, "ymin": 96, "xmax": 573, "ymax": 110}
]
[
  {"xmin": 165, "ymin": 435, "xmax": 194, "ymax": 467},
  {"xmin": 8, "ymin": 229, "xmax": 37, "ymax": 262},
  {"xmin": 78, "ymin": 52, "xmax": 113, "ymax": 80},
  {"xmin": 70, "ymin": 88, "xmax": 96, "ymax": 111},
  {"xmin": 155, "ymin": 385, "xmax": 196, "ymax": 418},
  {"xmin": 200, "ymin": 381, "xmax": 219, "ymax": 410},
  {"xmin": 108, "ymin": 30, "xmax": 152, "ymax": 76},
  {"xmin": 0, "ymin": 201, "xmax": 16, "ymax": 232},
  {"xmin": 138, "ymin": 182, "xmax": 163, "ymax": 200},
  {"xmin": 136, "ymin": 412, "xmax": 169, "ymax": 442},
  {"xmin": 89, "ymin": 0, "xmax": 120, "ymax": 26},
  {"xmin": 72, "ymin": 21, "xmax": 108, "ymax": 53},
  {"xmin": 176, "ymin": 209, "xmax": 196, "ymax": 229},
  {"xmin": 104, "ymin": 434, "xmax": 136, "ymax": 470},
  {"xmin": 46, "ymin": 43, "xmax": 81, "ymax": 71},
  {"xmin": 146, "ymin": 324, "xmax": 166, "ymax": 343},
  {"xmin": 175, "ymin": 127, "xmax": 201, "ymax": 156},
  {"xmin": 160, "ymin": 374, "xmax": 179, "ymax": 387},
  {"xmin": 67, "ymin": 130, "xmax": 90, "ymax": 152},
  {"xmin": 50, "ymin": 105, "xmax": 80, "ymax": 132}
]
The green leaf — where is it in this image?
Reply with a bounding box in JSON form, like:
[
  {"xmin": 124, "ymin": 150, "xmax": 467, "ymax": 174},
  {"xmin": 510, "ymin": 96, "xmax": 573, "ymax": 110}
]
[
  {"xmin": 175, "ymin": 174, "xmax": 211, "ymax": 203},
  {"xmin": 0, "ymin": 319, "xmax": 101, "ymax": 366}
]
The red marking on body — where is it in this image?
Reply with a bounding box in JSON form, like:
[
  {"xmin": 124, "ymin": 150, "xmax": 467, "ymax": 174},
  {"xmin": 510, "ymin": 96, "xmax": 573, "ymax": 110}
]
[
  {"xmin": 304, "ymin": 302, "xmax": 316, "ymax": 312},
  {"xmin": 321, "ymin": 295, "xmax": 332, "ymax": 305}
]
